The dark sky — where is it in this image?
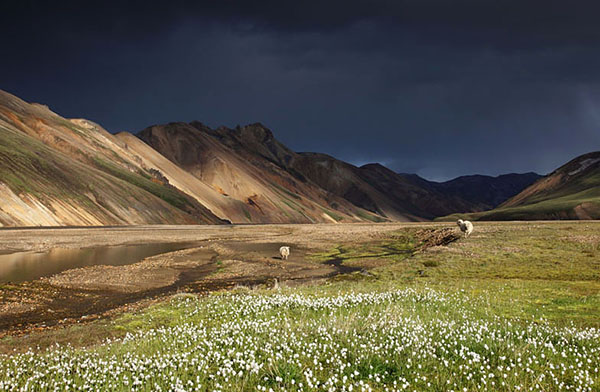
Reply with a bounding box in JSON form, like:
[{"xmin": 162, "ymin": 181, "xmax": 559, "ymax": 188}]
[{"xmin": 2, "ymin": 1, "xmax": 600, "ymax": 180}]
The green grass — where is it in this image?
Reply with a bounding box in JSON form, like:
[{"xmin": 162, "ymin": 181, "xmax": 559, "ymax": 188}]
[
  {"xmin": 355, "ymin": 208, "xmax": 388, "ymax": 222},
  {"xmin": 378, "ymin": 222, "xmax": 600, "ymax": 326},
  {"xmin": 0, "ymin": 126, "xmax": 70, "ymax": 197},
  {"xmin": 276, "ymin": 203, "xmax": 294, "ymax": 219},
  {"xmin": 319, "ymin": 206, "xmax": 344, "ymax": 222},
  {"xmin": 281, "ymin": 196, "xmax": 305, "ymax": 215},
  {"xmin": 1, "ymin": 287, "xmax": 598, "ymax": 391},
  {"xmin": 241, "ymin": 206, "xmax": 252, "ymax": 222},
  {"xmin": 269, "ymin": 183, "xmax": 316, "ymax": 220},
  {"xmin": 270, "ymin": 182, "xmax": 302, "ymax": 200},
  {"xmin": 0, "ymin": 126, "xmax": 201, "ymax": 222},
  {"xmin": 93, "ymin": 157, "xmax": 196, "ymax": 211},
  {"xmin": 411, "ymin": 223, "xmax": 600, "ymax": 282},
  {"xmin": 306, "ymin": 222, "xmax": 600, "ymax": 327},
  {"xmin": 442, "ymin": 195, "xmax": 600, "ymax": 221},
  {"xmin": 0, "ymin": 125, "xmax": 113, "ymax": 207},
  {"xmin": 310, "ymin": 236, "xmax": 415, "ymax": 265}
]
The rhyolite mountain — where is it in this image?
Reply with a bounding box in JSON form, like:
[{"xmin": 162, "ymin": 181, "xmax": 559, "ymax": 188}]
[
  {"xmin": 137, "ymin": 121, "xmax": 542, "ymax": 222},
  {"xmin": 0, "ymin": 90, "xmax": 226, "ymax": 226},
  {"xmin": 0, "ymin": 89, "xmax": 544, "ymax": 226},
  {"xmin": 130, "ymin": 122, "xmax": 382, "ymax": 223},
  {"xmin": 441, "ymin": 151, "xmax": 600, "ymax": 220},
  {"xmin": 0, "ymin": 90, "xmax": 378, "ymax": 226}
]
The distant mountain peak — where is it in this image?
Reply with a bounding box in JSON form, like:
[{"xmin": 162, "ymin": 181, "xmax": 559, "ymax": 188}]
[
  {"xmin": 558, "ymin": 151, "xmax": 600, "ymax": 177},
  {"xmin": 360, "ymin": 163, "xmax": 387, "ymax": 170}
]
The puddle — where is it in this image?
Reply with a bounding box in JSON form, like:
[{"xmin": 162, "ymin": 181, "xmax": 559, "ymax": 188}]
[
  {"xmin": 322, "ymin": 258, "xmax": 362, "ymax": 274},
  {"xmin": 0, "ymin": 242, "xmax": 196, "ymax": 283}
]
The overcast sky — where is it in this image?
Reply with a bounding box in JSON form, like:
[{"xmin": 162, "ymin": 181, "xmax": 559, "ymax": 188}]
[{"xmin": 2, "ymin": 1, "xmax": 600, "ymax": 180}]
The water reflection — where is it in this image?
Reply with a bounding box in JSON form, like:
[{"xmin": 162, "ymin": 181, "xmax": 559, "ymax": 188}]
[{"xmin": 0, "ymin": 242, "xmax": 194, "ymax": 283}]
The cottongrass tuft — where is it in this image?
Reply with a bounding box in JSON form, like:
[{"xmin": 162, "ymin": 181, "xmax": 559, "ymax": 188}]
[{"xmin": 0, "ymin": 288, "xmax": 598, "ymax": 391}]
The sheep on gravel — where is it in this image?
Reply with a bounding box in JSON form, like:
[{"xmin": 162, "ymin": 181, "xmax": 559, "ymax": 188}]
[
  {"xmin": 456, "ymin": 219, "xmax": 474, "ymax": 238},
  {"xmin": 279, "ymin": 246, "xmax": 290, "ymax": 260}
]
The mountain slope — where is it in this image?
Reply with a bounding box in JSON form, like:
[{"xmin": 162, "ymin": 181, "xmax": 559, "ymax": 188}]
[
  {"xmin": 0, "ymin": 90, "xmax": 224, "ymax": 226},
  {"xmin": 198, "ymin": 124, "xmax": 540, "ymax": 219},
  {"xmin": 179, "ymin": 124, "xmax": 465, "ymax": 221},
  {"xmin": 114, "ymin": 132, "xmax": 243, "ymax": 222},
  {"xmin": 440, "ymin": 151, "xmax": 600, "ymax": 220},
  {"xmin": 0, "ymin": 89, "xmax": 545, "ymax": 226},
  {"xmin": 138, "ymin": 122, "xmax": 385, "ymax": 223},
  {"xmin": 287, "ymin": 155, "xmax": 427, "ymax": 221},
  {"xmin": 139, "ymin": 122, "xmax": 540, "ymax": 222},
  {"xmin": 356, "ymin": 163, "xmax": 477, "ymax": 219}
]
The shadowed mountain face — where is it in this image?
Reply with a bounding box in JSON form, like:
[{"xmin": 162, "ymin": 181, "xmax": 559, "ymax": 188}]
[
  {"xmin": 284, "ymin": 158, "xmax": 541, "ymax": 220},
  {"xmin": 439, "ymin": 151, "xmax": 600, "ymax": 220},
  {"xmin": 139, "ymin": 121, "xmax": 541, "ymax": 222},
  {"xmin": 423, "ymin": 173, "xmax": 543, "ymax": 210}
]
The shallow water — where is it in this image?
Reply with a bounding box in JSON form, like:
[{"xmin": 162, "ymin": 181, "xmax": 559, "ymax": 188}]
[{"xmin": 0, "ymin": 242, "xmax": 194, "ymax": 283}]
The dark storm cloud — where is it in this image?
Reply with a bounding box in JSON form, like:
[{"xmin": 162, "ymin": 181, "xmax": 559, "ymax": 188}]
[{"xmin": 2, "ymin": 1, "xmax": 600, "ymax": 180}]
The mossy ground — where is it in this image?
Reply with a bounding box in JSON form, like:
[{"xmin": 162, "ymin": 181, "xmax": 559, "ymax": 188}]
[{"xmin": 311, "ymin": 222, "xmax": 600, "ymax": 327}]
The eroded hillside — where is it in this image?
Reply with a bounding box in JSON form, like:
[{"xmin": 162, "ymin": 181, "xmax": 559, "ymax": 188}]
[{"xmin": 0, "ymin": 90, "xmax": 224, "ymax": 226}]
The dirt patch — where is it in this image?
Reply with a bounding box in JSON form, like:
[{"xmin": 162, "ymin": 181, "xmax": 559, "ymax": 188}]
[
  {"xmin": 0, "ymin": 246, "xmax": 223, "ymax": 336},
  {"xmin": 321, "ymin": 257, "xmax": 362, "ymax": 274},
  {"xmin": 202, "ymin": 241, "xmax": 343, "ymax": 283},
  {"xmin": 46, "ymin": 266, "xmax": 181, "ymax": 293},
  {"xmin": 574, "ymin": 202, "xmax": 599, "ymax": 220},
  {"xmin": 0, "ymin": 300, "xmax": 39, "ymax": 316},
  {"xmin": 0, "ymin": 226, "xmax": 385, "ymax": 337},
  {"xmin": 43, "ymin": 247, "xmax": 214, "ymax": 293},
  {"xmin": 415, "ymin": 228, "xmax": 461, "ymax": 250}
]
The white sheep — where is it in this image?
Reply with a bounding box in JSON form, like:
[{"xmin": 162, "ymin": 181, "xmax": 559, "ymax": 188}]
[
  {"xmin": 457, "ymin": 219, "xmax": 474, "ymax": 238},
  {"xmin": 279, "ymin": 246, "xmax": 290, "ymax": 260}
]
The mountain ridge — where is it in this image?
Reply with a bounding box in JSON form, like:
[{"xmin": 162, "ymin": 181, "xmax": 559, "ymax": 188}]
[
  {"xmin": 138, "ymin": 120, "xmax": 542, "ymax": 222},
  {"xmin": 137, "ymin": 122, "xmax": 385, "ymax": 223},
  {"xmin": 0, "ymin": 90, "xmax": 226, "ymax": 226},
  {"xmin": 0, "ymin": 88, "xmax": 549, "ymax": 226},
  {"xmin": 439, "ymin": 151, "xmax": 600, "ymax": 220}
]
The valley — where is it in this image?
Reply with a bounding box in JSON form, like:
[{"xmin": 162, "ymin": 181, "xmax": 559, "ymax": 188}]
[
  {"xmin": 0, "ymin": 223, "xmax": 416, "ymax": 336},
  {"xmin": 3, "ymin": 3, "xmax": 600, "ymax": 389},
  {"xmin": 0, "ymin": 221, "xmax": 598, "ymax": 391},
  {"xmin": 1, "ymin": 220, "xmax": 598, "ymax": 340}
]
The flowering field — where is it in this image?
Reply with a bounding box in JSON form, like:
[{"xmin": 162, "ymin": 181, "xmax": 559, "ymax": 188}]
[{"xmin": 1, "ymin": 288, "xmax": 598, "ymax": 391}]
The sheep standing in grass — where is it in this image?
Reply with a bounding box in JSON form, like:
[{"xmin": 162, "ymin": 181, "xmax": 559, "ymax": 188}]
[
  {"xmin": 279, "ymin": 246, "xmax": 290, "ymax": 260},
  {"xmin": 457, "ymin": 219, "xmax": 474, "ymax": 238}
]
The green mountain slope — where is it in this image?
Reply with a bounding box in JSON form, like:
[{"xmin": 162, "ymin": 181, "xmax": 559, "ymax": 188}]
[{"xmin": 439, "ymin": 151, "xmax": 600, "ymax": 221}]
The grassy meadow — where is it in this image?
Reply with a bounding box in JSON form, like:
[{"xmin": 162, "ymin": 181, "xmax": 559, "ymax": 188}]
[{"xmin": 1, "ymin": 221, "xmax": 599, "ymax": 391}]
